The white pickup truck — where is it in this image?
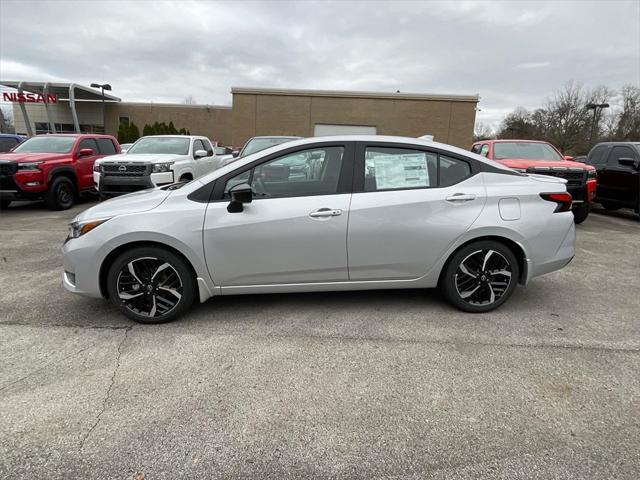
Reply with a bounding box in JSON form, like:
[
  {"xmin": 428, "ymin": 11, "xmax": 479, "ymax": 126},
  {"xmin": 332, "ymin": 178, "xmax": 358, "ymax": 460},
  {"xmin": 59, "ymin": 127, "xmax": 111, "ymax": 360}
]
[{"xmin": 94, "ymin": 135, "xmax": 222, "ymax": 198}]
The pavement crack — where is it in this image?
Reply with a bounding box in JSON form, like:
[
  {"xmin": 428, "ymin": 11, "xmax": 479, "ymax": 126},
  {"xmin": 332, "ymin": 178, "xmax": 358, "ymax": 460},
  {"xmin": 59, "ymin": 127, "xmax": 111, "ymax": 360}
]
[
  {"xmin": 0, "ymin": 321, "xmax": 131, "ymax": 330},
  {"xmin": 79, "ymin": 326, "xmax": 132, "ymax": 451}
]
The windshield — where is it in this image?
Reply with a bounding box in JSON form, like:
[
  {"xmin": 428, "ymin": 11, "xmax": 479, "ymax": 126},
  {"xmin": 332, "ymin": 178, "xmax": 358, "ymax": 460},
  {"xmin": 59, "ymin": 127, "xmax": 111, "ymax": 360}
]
[
  {"xmin": 127, "ymin": 137, "xmax": 190, "ymax": 155},
  {"xmin": 13, "ymin": 136, "xmax": 75, "ymax": 154},
  {"xmin": 494, "ymin": 142, "xmax": 563, "ymax": 161},
  {"xmin": 241, "ymin": 137, "xmax": 298, "ymax": 157}
]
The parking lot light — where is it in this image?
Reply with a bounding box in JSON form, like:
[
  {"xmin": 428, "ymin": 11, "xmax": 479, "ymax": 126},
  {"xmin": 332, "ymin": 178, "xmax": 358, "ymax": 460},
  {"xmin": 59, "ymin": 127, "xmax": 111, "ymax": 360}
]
[{"xmin": 91, "ymin": 83, "xmax": 112, "ymax": 134}]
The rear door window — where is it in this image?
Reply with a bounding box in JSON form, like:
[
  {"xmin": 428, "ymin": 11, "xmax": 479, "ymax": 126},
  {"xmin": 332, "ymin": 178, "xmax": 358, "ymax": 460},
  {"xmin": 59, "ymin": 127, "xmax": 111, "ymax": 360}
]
[
  {"xmin": 96, "ymin": 138, "xmax": 117, "ymax": 155},
  {"xmin": 364, "ymin": 147, "xmax": 437, "ymax": 191}
]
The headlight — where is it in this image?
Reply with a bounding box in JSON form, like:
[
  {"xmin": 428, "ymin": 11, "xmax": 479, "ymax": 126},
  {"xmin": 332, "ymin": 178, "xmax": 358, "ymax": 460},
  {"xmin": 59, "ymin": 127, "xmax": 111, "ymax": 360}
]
[
  {"xmin": 93, "ymin": 163, "xmax": 101, "ymax": 173},
  {"xmin": 152, "ymin": 162, "xmax": 174, "ymax": 173},
  {"xmin": 587, "ymin": 169, "xmax": 597, "ymax": 179},
  {"xmin": 66, "ymin": 218, "xmax": 111, "ymax": 241},
  {"xmin": 17, "ymin": 162, "xmax": 43, "ymax": 171}
]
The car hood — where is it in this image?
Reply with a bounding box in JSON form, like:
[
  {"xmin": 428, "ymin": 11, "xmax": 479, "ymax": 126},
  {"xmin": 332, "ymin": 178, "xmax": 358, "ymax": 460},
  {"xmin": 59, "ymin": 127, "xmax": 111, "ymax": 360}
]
[
  {"xmin": 496, "ymin": 158, "xmax": 591, "ymax": 169},
  {"xmin": 0, "ymin": 152, "xmax": 69, "ymax": 163},
  {"xmin": 74, "ymin": 187, "xmax": 171, "ymax": 222},
  {"xmin": 98, "ymin": 153, "xmax": 187, "ymax": 164}
]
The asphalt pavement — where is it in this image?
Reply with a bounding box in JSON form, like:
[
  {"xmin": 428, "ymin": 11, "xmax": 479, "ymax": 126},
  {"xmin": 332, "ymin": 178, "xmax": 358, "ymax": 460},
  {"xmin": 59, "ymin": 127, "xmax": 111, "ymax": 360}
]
[{"xmin": 1, "ymin": 200, "xmax": 639, "ymax": 479}]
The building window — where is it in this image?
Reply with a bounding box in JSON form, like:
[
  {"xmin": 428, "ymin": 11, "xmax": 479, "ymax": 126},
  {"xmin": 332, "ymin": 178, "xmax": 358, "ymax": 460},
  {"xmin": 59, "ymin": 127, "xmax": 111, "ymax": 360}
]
[{"xmin": 119, "ymin": 116, "xmax": 130, "ymax": 125}]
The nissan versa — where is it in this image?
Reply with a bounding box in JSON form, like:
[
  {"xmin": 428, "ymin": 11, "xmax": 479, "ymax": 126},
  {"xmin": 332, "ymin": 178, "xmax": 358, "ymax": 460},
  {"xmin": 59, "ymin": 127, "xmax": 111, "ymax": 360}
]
[{"xmin": 62, "ymin": 136, "xmax": 576, "ymax": 323}]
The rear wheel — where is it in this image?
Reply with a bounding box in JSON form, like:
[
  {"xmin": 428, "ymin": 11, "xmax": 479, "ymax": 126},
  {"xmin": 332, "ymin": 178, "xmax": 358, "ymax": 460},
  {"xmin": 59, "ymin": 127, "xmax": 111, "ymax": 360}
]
[
  {"xmin": 572, "ymin": 203, "xmax": 590, "ymax": 224},
  {"xmin": 600, "ymin": 202, "xmax": 621, "ymax": 211},
  {"xmin": 441, "ymin": 240, "xmax": 519, "ymax": 313},
  {"xmin": 44, "ymin": 176, "xmax": 76, "ymax": 210},
  {"xmin": 106, "ymin": 246, "xmax": 196, "ymax": 324},
  {"xmin": 0, "ymin": 200, "xmax": 11, "ymax": 209}
]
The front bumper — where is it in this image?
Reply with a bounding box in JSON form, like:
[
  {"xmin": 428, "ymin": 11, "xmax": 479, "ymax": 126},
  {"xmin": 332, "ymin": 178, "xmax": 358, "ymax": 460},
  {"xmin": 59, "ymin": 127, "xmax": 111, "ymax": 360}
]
[
  {"xmin": 62, "ymin": 235, "xmax": 105, "ymax": 298},
  {"xmin": 96, "ymin": 170, "xmax": 174, "ymax": 196}
]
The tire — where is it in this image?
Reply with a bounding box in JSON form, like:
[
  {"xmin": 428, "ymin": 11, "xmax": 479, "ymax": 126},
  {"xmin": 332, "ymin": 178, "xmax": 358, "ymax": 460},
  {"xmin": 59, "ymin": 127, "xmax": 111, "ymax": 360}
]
[
  {"xmin": 572, "ymin": 203, "xmax": 590, "ymax": 224},
  {"xmin": 179, "ymin": 175, "xmax": 193, "ymax": 182},
  {"xmin": 601, "ymin": 202, "xmax": 621, "ymax": 211},
  {"xmin": 0, "ymin": 200, "xmax": 11, "ymax": 209},
  {"xmin": 106, "ymin": 246, "xmax": 196, "ymax": 324},
  {"xmin": 44, "ymin": 176, "xmax": 76, "ymax": 210},
  {"xmin": 441, "ymin": 240, "xmax": 519, "ymax": 313}
]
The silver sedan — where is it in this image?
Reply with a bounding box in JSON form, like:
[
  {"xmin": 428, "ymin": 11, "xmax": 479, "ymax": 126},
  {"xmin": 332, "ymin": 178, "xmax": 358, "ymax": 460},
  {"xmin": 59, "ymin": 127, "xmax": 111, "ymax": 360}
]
[{"xmin": 62, "ymin": 136, "xmax": 576, "ymax": 323}]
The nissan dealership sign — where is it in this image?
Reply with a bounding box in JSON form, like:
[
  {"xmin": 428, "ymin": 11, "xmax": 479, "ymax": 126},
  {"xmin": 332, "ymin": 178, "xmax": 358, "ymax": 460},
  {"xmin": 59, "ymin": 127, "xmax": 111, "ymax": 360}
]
[{"xmin": 3, "ymin": 92, "xmax": 58, "ymax": 103}]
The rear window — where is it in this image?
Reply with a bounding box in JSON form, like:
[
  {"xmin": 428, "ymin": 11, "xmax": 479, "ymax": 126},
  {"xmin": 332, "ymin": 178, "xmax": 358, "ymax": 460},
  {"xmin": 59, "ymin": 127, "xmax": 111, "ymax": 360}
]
[
  {"xmin": 494, "ymin": 142, "xmax": 563, "ymax": 161},
  {"xmin": 96, "ymin": 138, "xmax": 117, "ymax": 155}
]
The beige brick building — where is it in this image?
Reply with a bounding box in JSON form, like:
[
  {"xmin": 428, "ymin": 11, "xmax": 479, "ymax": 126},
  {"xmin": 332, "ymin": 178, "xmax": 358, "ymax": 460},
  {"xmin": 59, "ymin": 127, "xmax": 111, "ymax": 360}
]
[{"xmin": 3, "ymin": 82, "xmax": 479, "ymax": 149}]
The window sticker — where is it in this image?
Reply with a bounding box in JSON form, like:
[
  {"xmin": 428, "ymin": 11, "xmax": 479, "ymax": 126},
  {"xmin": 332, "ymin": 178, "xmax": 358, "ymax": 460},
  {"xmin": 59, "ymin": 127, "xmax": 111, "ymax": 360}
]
[{"xmin": 372, "ymin": 153, "xmax": 429, "ymax": 189}]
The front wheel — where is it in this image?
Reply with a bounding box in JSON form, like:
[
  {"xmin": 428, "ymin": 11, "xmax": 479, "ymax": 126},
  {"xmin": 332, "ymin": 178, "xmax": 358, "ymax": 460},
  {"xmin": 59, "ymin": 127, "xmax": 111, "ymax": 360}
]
[
  {"xmin": 0, "ymin": 200, "xmax": 11, "ymax": 209},
  {"xmin": 44, "ymin": 176, "xmax": 76, "ymax": 210},
  {"xmin": 572, "ymin": 203, "xmax": 590, "ymax": 224},
  {"xmin": 106, "ymin": 246, "xmax": 196, "ymax": 324},
  {"xmin": 441, "ymin": 241, "xmax": 519, "ymax": 313}
]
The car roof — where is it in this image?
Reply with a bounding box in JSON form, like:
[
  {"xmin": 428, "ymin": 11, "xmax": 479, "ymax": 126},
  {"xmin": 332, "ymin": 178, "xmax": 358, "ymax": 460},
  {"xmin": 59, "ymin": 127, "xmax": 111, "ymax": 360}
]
[
  {"xmin": 249, "ymin": 136, "xmax": 302, "ymax": 140},
  {"xmin": 143, "ymin": 135, "xmax": 201, "ymax": 138},
  {"xmin": 30, "ymin": 133, "xmax": 115, "ymax": 139},
  {"xmin": 0, "ymin": 133, "xmax": 24, "ymax": 138},
  {"xmin": 214, "ymin": 135, "xmax": 515, "ymax": 176},
  {"xmin": 478, "ymin": 139, "xmax": 551, "ymax": 144},
  {"xmin": 594, "ymin": 141, "xmax": 640, "ymax": 146}
]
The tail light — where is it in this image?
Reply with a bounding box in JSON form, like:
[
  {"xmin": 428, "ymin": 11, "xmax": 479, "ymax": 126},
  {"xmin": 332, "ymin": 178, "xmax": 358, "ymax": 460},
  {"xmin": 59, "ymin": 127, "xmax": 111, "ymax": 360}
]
[{"xmin": 540, "ymin": 192, "xmax": 573, "ymax": 212}]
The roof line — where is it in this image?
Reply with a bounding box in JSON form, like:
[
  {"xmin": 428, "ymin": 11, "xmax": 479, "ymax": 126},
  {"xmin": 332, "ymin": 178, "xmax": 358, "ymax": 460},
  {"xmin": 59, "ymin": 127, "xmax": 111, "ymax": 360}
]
[
  {"xmin": 231, "ymin": 86, "xmax": 480, "ymax": 102},
  {"xmin": 117, "ymin": 101, "xmax": 231, "ymax": 109}
]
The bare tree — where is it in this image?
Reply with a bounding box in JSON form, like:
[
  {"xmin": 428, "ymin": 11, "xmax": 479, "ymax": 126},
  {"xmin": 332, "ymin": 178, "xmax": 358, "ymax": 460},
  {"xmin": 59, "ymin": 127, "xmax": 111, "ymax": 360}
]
[
  {"xmin": 0, "ymin": 105, "xmax": 14, "ymax": 133},
  {"xmin": 473, "ymin": 121, "xmax": 495, "ymax": 141},
  {"xmin": 183, "ymin": 95, "xmax": 197, "ymax": 105}
]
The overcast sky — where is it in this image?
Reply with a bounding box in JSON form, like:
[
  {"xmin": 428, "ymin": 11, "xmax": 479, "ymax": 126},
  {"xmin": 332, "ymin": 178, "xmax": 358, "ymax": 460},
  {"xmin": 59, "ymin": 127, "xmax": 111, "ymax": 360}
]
[{"xmin": 1, "ymin": 0, "xmax": 638, "ymax": 128}]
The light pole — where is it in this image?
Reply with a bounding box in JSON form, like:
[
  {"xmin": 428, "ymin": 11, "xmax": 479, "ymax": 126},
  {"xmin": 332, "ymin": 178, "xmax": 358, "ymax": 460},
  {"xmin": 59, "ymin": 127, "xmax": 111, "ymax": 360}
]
[
  {"xmin": 585, "ymin": 102, "xmax": 609, "ymax": 149},
  {"xmin": 91, "ymin": 83, "xmax": 112, "ymax": 134}
]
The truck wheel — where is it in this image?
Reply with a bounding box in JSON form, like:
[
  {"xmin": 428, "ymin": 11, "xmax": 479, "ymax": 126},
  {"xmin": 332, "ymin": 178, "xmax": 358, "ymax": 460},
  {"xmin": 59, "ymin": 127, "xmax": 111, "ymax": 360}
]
[
  {"xmin": 45, "ymin": 176, "xmax": 76, "ymax": 210},
  {"xmin": 601, "ymin": 202, "xmax": 621, "ymax": 211},
  {"xmin": 0, "ymin": 200, "xmax": 11, "ymax": 209},
  {"xmin": 573, "ymin": 204, "xmax": 590, "ymax": 224}
]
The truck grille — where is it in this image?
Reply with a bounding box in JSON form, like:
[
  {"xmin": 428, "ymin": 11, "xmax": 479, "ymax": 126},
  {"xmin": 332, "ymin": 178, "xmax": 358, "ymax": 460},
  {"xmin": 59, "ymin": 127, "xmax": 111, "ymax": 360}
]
[
  {"xmin": 526, "ymin": 167, "xmax": 586, "ymax": 187},
  {"xmin": 102, "ymin": 163, "xmax": 149, "ymax": 177},
  {"xmin": 0, "ymin": 161, "xmax": 18, "ymax": 176}
]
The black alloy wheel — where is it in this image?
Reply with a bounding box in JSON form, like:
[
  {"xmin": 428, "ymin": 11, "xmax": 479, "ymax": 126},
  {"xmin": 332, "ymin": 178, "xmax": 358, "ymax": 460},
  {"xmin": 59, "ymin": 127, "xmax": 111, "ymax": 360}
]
[
  {"xmin": 107, "ymin": 247, "xmax": 196, "ymax": 323},
  {"xmin": 442, "ymin": 241, "xmax": 519, "ymax": 313}
]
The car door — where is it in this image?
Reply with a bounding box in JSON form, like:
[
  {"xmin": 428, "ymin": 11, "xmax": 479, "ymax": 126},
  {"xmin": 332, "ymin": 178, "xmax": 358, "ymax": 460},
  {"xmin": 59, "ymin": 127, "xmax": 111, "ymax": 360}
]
[
  {"xmin": 203, "ymin": 142, "xmax": 354, "ymax": 286},
  {"xmin": 347, "ymin": 143, "xmax": 486, "ymax": 280},
  {"xmin": 602, "ymin": 145, "xmax": 638, "ymax": 207},
  {"xmin": 75, "ymin": 138, "xmax": 100, "ymax": 189}
]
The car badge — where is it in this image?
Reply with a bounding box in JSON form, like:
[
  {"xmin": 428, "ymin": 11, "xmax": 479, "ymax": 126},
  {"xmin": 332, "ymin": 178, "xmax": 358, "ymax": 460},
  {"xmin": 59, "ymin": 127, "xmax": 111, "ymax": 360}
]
[{"xmin": 118, "ymin": 165, "xmax": 127, "ymax": 172}]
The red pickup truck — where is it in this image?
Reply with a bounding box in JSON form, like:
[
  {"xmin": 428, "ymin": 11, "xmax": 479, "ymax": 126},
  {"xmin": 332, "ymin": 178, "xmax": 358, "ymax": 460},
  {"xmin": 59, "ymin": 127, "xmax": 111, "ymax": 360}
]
[
  {"xmin": 471, "ymin": 139, "xmax": 597, "ymax": 223},
  {"xmin": 0, "ymin": 134, "xmax": 120, "ymax": 210}
]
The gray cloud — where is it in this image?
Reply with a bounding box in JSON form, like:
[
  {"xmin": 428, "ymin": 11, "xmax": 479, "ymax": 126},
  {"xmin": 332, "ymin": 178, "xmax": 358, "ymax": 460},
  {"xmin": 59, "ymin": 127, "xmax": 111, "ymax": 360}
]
[{"xmin": 1, "ymin": 0, "xmax": 638, "ymax": 128}]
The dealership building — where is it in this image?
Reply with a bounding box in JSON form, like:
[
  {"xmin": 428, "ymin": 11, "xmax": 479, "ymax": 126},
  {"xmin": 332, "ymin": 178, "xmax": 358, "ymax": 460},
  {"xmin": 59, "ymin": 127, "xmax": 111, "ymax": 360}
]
[{"xmin": 1, "ymin": 81, "xmax": 479, "ymax": 148}]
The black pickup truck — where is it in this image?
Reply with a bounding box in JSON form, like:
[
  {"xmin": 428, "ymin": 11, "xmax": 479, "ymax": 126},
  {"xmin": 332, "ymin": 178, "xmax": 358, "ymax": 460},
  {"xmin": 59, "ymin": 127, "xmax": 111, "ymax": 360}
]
[{"xmin": 584, "ymin": 142, "xmax": 640, "ymax": 216}]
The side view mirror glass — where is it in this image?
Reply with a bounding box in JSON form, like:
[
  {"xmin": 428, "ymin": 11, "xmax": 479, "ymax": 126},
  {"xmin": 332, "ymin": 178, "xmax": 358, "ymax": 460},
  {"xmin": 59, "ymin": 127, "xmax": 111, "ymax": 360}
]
[
  {"xmin": 564, "ymin": 155, "xmax": 574, "ymax": 161},
  {"xmin": 618, "ymin": 157, "xmax": 640, "ymax": 169},
  {"xmin": 194, "ymin": 149, "xmax": 208, "ymax": 159},
  {"xmin": 232, "ymin": 150, "xmax": 240, "ymax": 158},
  {"xmin": 227, "ymin": 183, "xmax": 253, "ymax": 213},
  {"xmin": 78, "ymin": 148, "xmax": 94, "ymax": 157}
]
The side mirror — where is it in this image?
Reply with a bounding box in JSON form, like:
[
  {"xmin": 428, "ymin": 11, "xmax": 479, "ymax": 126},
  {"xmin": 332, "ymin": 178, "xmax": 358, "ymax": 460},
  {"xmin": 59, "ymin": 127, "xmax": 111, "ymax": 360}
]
[
  {"xmin": 194, "ymin": 149, "xmax": 208, "ymax": 159},
  {"xmin": 564, "ymin": 155, "xmax": 574, "ymax": 161},
  {"xmin": 232, "ymin": 150, "xmax": 240, "ymax": 158},
  {"xmin": 618, "ymin": 157, "xmax": 640, "ymax": 169},
  {"xmin": 121, "ymin": 148, "xmax": 128, "ymax": 154},
  {"xmin": 227, "ymin": 183, "xmax": 253, "ymax": 213},
  {"xmin": 78, "ymin": 148, "xmax": 94, "ymax": 157}
]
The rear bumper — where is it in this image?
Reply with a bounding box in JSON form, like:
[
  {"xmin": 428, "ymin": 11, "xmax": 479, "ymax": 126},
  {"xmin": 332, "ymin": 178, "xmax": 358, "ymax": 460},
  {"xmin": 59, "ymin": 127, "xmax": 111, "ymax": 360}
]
[{"xmin": 529, "ymin": 218, "xmax": 576, "ymax": 280}]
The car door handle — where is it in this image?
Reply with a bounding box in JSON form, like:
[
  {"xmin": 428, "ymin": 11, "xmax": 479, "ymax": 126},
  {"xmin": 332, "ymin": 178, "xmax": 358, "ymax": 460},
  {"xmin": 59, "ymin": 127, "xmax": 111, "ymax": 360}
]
[
  {"xmin": 445, "ymin": 193, "xmax": 476, "ymax": 202},
  {"xmin": 309, "ymin": 208, "xmax": 342, "ymax": 218}
]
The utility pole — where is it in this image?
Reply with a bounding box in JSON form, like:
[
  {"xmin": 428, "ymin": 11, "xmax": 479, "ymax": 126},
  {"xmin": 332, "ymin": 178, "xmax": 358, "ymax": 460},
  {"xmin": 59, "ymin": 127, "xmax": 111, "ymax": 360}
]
[
  {"xmin": 585, "ymin": 102, "xmax": 609, "ymax": 149},
  {"xmin": 90, "ymin": 83, "xmax": 112, "ymax": 133}
]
